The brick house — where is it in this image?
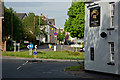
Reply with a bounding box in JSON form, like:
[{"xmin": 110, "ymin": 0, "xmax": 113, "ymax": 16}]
[{"xmin": 0, "ymin": 0, "xmax": 4, "ymax": 50}]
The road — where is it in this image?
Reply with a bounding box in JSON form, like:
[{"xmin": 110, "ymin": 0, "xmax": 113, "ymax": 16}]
[
  {"xmin": 2, "ymin": 57, "xmax": 120, "ymax": 80},
  {"xmin": 2, "ymin": 57, "xmax": 81, "ymax": 79}
]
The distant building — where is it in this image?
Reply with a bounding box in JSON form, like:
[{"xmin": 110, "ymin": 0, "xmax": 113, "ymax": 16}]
[
  {"xmin": 16, "ymin": 13, "xmax": 27, "ymax": 20},
  {"xmin": 56, "ymin": 28, "xmax": 64, "ymax": 33},
  {"xmin": 36, "ymin": 13, "xmax": 57, "ymax": 44},
  {"xmin": 48, "ymin": 19, "xmax": 55, "ymax": 26},
  {"xmin": 84, "ymin": 0, "xmax": 120, "ymax": 75},
  {"xmin": 0, "ymin": 0, "xmax": 4, "ymax": 50}
]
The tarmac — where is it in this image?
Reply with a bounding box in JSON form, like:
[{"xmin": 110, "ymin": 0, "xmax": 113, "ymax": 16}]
[{"xmin": 2, "ymin": 56, "xmax": 120, "ymax": 80}]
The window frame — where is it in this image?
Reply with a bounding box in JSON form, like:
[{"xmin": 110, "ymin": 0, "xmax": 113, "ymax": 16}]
[
  {"xmin": 109, "ymin": 42, "xmax": 114, "ymax": 62},
  {"xmin": 110, "ymin": 3, "xmax": 115, "ymax": 28},
  {"xmin": 90, "ymin": 47, "xmax": 94, "ymax": 61}
]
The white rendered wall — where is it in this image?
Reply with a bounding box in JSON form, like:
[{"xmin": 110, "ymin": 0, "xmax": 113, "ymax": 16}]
[{"xmin": 84, "ymin": 1, "xmax": 120, "ymax": 74}]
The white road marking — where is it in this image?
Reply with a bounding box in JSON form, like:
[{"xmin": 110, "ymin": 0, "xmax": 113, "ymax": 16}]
[
  {"xmin": 17, "ymin": 66, "xmax": 21, "ymax": 70},
  {"xmin": 17, "ymin": 61, "xmax": 28, "ymax": 70}
]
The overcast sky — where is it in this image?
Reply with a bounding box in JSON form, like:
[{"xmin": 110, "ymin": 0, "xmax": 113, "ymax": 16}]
[{"xmin": 4, "ymin": 2, "xmax": 72, "ymax": 28}]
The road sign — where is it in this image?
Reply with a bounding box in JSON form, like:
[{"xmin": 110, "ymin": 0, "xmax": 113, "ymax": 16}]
[
  {"xmin": 54, "ymin": 32, "xmax": 57, "ymax": 36},
  {"xmin": 34, "ymin": 51, "xmax": 37, "ymax": 60},
  {"xmin": 29, "ymin": 44, "xmax": 33, "ymax": 49},
  {"xmin": 35, "ymin": 45, "xmax": 37, "ymax": 49},
  {"xmin": 34, "ymin": 51, "xmax": 37, "ymax": 55},
  {"xmin": 49, "ymin": 44, "xmax": 52, "ymax": 48},
  {"xmin": 50, "ymin": 28, "xmax": 53, "ymax": 30},
  {"xmin": 24, "ymin": 41, "xmax": 29, "ymax": 43}
]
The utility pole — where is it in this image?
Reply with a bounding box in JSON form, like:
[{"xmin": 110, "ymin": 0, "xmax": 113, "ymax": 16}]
[
  {"xmin": 39, "ymin": 16, "xmax": 40, "ymax": 27},
  {"xmin": 39, "ymin": 15, "xmax": 40, "ymax": 45},
  {"xmin": 11, "ymin": 11, "xmax": 13, "ymax": 40},
  {"xmin": 34, "ymin": 16, "xmax": 35, "ymax": 35}
]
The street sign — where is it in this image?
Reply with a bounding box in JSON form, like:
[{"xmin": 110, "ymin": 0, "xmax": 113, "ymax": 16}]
[
  {"xmin": 71, "ymin": 44, "xmax": 82, "ymax": 48},
  {"xmin": 54, "ymin": 32, "xmax": 57, "ymax": 36},
  {"xmin": 34, "ymin": 51, "xmax": 37, "ymax": 60},
  {"xmin": 35, "ymin": 45, "xmax": 37, "ymax": 49},
  {"xmin": 24, "ymin": 41, "xmax": 29, "ymax": 43},
  {"xmin": 34, "ymin": 51, "xmax": 37, "ymax": 55},
  {"xmin": 29, "ymin": 44, "xmax": 33, "ymax": 49},
  {"xmin": 49, "ymin": 44, "xmax": 52, "ymax": 48},
  {"xmin": 50, "ymin": 28, "xmax": 53, "ymax": 30}
]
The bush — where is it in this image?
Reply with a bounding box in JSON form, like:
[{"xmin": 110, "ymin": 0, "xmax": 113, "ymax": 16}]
[
  {"xmin": 6, "ymin": 45, "xmax": 14, "ymax": 51},
  {"xmin": 20, "ymin": 43, "xmax": 26, "ymax": 49}
]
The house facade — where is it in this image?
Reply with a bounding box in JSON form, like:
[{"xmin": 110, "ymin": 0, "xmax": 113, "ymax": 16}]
[
  {"xmin": 37, "ymin": 13, "xmax": 57, "ymax": 44},
  {"xmin": 0, "ymin": 0, "xmax": 4, "ymax": 50},
  {"xmin": 84, "ymin": 0, "xmax": 120, "ymax": 74}
]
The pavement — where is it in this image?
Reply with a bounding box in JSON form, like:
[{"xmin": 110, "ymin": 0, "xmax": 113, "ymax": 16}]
[
  {"xmin": 2, "ymin": 56, "xmax": 120, "ymax": 80},
  {"xmin": 3, "ymin": 56, "xmax": 83, "ymax": 62}
]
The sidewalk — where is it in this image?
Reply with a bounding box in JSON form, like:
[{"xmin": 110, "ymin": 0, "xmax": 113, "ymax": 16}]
[{"xmin": 2, "ymin": 56, "xmax": 84, "ymax": 62}]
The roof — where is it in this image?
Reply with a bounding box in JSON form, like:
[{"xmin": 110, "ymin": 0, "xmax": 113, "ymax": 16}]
[
  {"xmin": 84, "ymin": 0, "xmax": 100, "ymax": 4},
  {"xmin": 48, "ymin": 19, "xmax": 55, "ymax": 25},
  {"xmin": 16, "ymin": 13, "xmax": 27, "ymax": 20}
]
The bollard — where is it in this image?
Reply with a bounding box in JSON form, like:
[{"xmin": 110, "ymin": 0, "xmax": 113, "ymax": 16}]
[
  {"xmin": 13, "ymin": 41, "xmax": 16, "ymax": 52},
  {"xmin": 34, "ymin": 51, "xmax": 37, "ymax": 60},
  {"xmin": 17, "ymin": 43, "xmax": 20, "ymax": 52},
  {"xmin": 54, "ymin": 46, "xmax": 56, "ymax": 51}
]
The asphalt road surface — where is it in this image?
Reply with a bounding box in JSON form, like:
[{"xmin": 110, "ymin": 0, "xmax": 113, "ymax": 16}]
[
  {"xmin": 2, "ymin": 58, "xmax": 81, "ymax": 79},
  {"xmin": 2, "ymin": 57, "xmax": 120, "ymax": 80}
]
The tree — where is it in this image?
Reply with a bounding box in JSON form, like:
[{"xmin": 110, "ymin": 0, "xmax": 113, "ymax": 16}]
[
  {"xmin": 57, "ymin": 30, "xmax": 65, "ymax": 44},
  {"xmin": 3, "ymin": 7, "xmax": 24, "ymax": 42},
  {"xmin": 64, "ymin": 2, "xmax": 85, "ymax": 39},
  {"xmin": 22, "ymin": 13, "xmax": 46, "ymax": 43}
]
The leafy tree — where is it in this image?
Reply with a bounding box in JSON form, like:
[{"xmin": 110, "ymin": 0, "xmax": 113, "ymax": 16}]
[
  {"xmin": 64, "ymin": 2, "xmax": 85, "ymax": 38},
  {"xmin": 3, "ymin": 7, "xmax": 24, "ymax": 42},
  {"xmin": 22, "ymin": 13, "xmax": 46, "ymax": 43},
  {"xmin": 57, "ymin": 31, "xmax": 65, "ymax": 44}
]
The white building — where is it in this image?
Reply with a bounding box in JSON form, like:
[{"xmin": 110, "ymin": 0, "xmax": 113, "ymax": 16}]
[
  {"xmin": 84, "ymin": 0, "xmax": 120, "ymax": 74},
  {"xmin": 38, "ymin": 24, "xmax": 57, "ymax": 43}
]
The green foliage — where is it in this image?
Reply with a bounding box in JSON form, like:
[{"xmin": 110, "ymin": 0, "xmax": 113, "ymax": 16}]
[
  {"xmin": 64, "ymin": 2, "xmax": 85, "ymax": 38},
  {"xmin": 65, "ymin": 65, "xmax": 84, "ymax": 71},
  {"xmin": 3, "ymin": 51, "xmax": 84, "ymax": 60},
  {"xmin": 23, "ymin": 13, "xmax": 46, "ymax": 36},
  {"xmin": 65, "ymin": 50, "xmax": 82, "ymax": 56},
  {"xmin": 57, "ymin": 31, "xmax": 65, "ymax": 43},
  {"xmin": 22, "ymin": 13, "xmax": 46, "ymax": 43},
  {"xmin": 3, "ymin": 7, "xmax": 24, "ymax": 41}
]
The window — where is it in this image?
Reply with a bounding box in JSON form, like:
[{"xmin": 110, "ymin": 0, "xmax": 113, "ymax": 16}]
[
  {"xmin": 110, "ymin": 3, "xmax": 115, "ymax": 28},
  {"xmin": 109, "ymin": 42, "xmax": 114, "ymax": 62},
  {"xmin": 90, "ymin": 47, "xmax": 94, "ymax": 61},
  {"xmin": 90, "ymin": 7, "xmax": 100, "ymax": 27}
]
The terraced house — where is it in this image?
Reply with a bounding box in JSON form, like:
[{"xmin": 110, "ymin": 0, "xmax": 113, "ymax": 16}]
[{"xmin": 84, "ymin": 0, "xmax": 120, "ymax": 75}]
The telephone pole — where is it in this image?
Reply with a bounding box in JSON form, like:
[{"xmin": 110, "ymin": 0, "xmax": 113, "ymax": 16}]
[
  {"xmin": 11, "ymin": 11, "xmax": 13, "ymax": 41},
  {"xmin": 39, "ymin": 15, "xmax": 41, "ymax": 45},
  {"xmin": 34, "ymin": 16, "xmax": 35, "ymax": 35}
]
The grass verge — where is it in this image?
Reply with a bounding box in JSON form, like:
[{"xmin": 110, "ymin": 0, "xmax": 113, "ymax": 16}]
[
  {"xmin": 65, "ymin": 64, "xmax": 84, "ymax": 71},
  {"xmin": 2, "ymin": 50, "xmax": 84, "ymax": 60}
]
